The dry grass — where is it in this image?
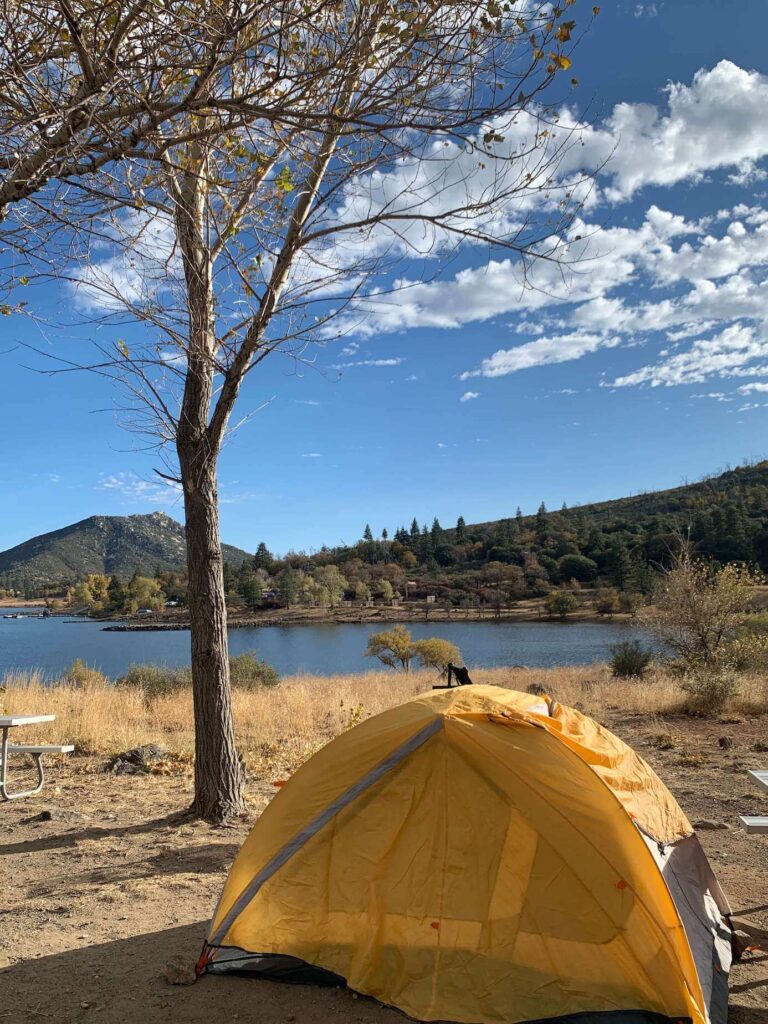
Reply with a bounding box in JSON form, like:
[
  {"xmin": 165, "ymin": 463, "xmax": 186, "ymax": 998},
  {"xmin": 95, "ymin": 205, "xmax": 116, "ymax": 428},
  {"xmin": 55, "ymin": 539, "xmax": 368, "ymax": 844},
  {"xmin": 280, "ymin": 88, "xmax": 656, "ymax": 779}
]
[{"xmin": 2, "ymin": 664, "xmax": 767, "ymax": 775}]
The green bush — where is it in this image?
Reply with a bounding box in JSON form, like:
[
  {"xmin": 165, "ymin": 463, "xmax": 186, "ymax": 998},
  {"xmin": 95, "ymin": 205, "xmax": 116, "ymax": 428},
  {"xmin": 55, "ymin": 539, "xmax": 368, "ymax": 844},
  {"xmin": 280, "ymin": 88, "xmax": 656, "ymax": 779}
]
[
  {"xmin": 116, "ymin": 654, "xmax": 279, "ymax": 695},
  {"xmin": 229, "ymin": 652, "xmax": 281, "ymax": 689},
  {"xmin": 411, "ymin": 637, "xmax": 460, "ymax": 672},
  {"xmin": 681, "ymin": 670, "xmax": 739, "ymax": 717},
  {"xmin": 116, "ymin": 663, "xmax": 191, "ymax": 696},
  {"xmin": 545, "ymin": 590, "xmax": 579, "ymax": 620},
  {"xmin": 609, "ymin": 640, "xmax": 653, "ymax": 678},
  {"xmin": 66, "ymin": 659, "xmax": 109, "ymax": 689}
]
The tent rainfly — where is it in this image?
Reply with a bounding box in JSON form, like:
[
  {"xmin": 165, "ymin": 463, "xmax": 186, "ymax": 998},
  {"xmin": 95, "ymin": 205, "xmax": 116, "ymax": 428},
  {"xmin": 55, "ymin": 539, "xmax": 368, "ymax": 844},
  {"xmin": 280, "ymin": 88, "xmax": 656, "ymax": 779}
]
[{"xmin": 199, "ymin": 685, "xmax": 732, "ymax": 1024}]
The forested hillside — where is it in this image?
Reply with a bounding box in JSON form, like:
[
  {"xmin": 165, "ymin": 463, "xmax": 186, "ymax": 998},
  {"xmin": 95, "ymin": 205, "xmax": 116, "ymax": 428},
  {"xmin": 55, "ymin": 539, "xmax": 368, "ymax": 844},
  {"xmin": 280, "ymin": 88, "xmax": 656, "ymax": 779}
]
[
  {"xmin": 5, "ymin": 462, "xmax": 767, "ymax": 611},
  {"xmin": 224, "ymin": 461, "xmax": 768, "ymax": 612}
]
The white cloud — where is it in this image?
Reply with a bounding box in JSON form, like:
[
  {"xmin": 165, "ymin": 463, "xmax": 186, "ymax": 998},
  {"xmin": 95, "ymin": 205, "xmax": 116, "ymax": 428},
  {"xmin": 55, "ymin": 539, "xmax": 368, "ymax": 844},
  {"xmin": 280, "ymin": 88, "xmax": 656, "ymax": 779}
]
[
  {"xmin": 301, "ymin": 452, "xmax": 322, "ymax": 458},
  {"xmin": 294, "ymin": 399, "xmax": 322, "ymax": 405},
  {"xmin": 738, "ymin": 382, "xmax": 768, "ymax": 394},
  {"xmin": 579, "ymin": 61, "xmax": 768, "ymax": 202},
  {"xmin": 462, "ymin": 332, "xmax": 620, "ymax": 379},
  {"xmin": 610, "ymin": 324, "xmax": 766, "ymax": 388},
  {"xmin": 459, "ymin": 391, "xmax": 480, "ymax": 402},
  {"xmin": 331, "ymin": 358, "xmax": 404, "ymax": 368},
  {"xmin": 97, "ymin": 471, "xmax": 182, "ymax": 504}
]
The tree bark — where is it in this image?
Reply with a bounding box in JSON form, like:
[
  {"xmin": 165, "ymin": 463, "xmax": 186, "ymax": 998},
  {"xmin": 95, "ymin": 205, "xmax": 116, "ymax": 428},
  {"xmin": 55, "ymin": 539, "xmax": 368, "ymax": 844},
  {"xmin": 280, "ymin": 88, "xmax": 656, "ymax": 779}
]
[{"xmin": 179, "ymin": 442, "xmax": 245, "ymax": 823}]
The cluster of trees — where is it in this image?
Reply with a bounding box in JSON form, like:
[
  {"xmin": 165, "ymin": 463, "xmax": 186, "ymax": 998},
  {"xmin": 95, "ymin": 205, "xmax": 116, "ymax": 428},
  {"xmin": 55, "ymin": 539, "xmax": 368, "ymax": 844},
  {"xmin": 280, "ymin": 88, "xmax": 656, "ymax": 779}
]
[
  {"xmin": 365, "ymin": 626, "xmax": 460, "ymax": 673},
  {"xmin": 67, "ymin": 572, "xmax": 173, "ymax": 616},
  {"xmin": 214, "ymin": 463, "xmax": 768, "ymax": 614}
]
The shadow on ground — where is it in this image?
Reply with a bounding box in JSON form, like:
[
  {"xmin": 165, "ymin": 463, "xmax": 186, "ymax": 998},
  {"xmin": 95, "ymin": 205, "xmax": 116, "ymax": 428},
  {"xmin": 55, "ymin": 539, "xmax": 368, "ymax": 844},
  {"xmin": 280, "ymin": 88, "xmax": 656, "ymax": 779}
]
[
  {"xmin": 0, "ymin": 922, "xmax": 402, "ymax": 1024},
  {"xmin": 0, "ymin": 810, "xmax": 196, "ymax": 857},
  {"xmin": 1, "ymin": 922, "xmax": 765, "ymax": 1024}
]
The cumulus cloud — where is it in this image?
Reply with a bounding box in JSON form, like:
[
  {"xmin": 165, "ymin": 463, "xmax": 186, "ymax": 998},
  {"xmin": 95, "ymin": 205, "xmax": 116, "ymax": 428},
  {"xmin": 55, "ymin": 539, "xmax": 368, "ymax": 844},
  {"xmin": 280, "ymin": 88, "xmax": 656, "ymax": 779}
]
[
  {"xmin": 610, "ymin": 324, "xmax": 766, "ymax": 388},
  {"xmin": 459, "ymin": 391, "xmax": 480, "ymax": 402},
  {"xmin": 581, "ymin": 61, "xmax": 768, "ymax": 202},
  {"xmin": 462, "ymin": 332, "xmax": 620, "ymax": 379}
]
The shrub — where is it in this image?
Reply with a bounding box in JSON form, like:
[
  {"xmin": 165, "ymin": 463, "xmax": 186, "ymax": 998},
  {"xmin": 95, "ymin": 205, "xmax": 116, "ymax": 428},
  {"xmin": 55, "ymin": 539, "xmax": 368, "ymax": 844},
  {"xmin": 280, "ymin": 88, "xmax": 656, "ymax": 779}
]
[
  {"xmin": 610, "ymin": 640, "xmax": 653, "ymax": 679},
  {"xmin": 65, "ymin": 659, "xmax": 109, "ymax": 689},
  {"xmin": 116, "ymin": 654, "xmax": 279, "ymax": 695},
  {"xmin": 594, "ymin": 588, "xmax": 621, "ymax": 617},
  {"xmin": 116, "ymin": 663, "xmax": 191, "ymax": 696},
  {"xmin": 681, "ymin": 670, "xmax": 739, "ymax": 717},
  {"xmin": 229, "ymin": 652, "xmax": 280, "ymax": 689},
  {"xmin": 544, "ymin": 590, "xmax": 578, "ymax": 620},
  {"xmin": 727, "ymin": 632, "xmax": 768, "ymax": 671},
  {"xmin": 411, "ymin": 638, "xmax": 460, "ymax": 673},
  {"xmin": 618, "ymin": 591, "xmax": 643, "ymax": 615}
]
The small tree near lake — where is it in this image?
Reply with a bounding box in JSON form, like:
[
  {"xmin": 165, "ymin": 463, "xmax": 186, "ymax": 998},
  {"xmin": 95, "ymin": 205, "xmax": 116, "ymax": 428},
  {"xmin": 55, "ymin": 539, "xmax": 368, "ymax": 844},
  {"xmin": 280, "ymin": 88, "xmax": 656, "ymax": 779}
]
[
  {"xmin": 545, "ymin": 590, "xmax": 579, "ymax": 621},
  {"xmin": 366, "ymin": 626, "xmax": 415, "ymax": 672},
  {"xmin": 366, "ymin": 627, "xmax": 460, "ymax": 674}
]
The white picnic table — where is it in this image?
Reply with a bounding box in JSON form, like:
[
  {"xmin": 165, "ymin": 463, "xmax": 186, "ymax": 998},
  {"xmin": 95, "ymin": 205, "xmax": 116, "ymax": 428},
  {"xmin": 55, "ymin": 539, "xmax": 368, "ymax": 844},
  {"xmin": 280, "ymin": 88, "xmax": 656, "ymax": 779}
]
[
  {"xmin": 739, "ymin": 769, "xmax": 768, "ymax": 834},
  {"xmin": 0, "ymin": 714, "xmax": 73, "ymax": 801}
]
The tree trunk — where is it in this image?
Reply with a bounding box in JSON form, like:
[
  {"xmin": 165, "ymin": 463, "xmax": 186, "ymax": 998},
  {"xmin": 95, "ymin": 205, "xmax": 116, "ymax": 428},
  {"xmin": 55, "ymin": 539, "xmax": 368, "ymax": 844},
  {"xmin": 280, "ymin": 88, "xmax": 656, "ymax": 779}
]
[{"xmin": 180, "ymin": 445, "xmax": 245, "ymax": 823}]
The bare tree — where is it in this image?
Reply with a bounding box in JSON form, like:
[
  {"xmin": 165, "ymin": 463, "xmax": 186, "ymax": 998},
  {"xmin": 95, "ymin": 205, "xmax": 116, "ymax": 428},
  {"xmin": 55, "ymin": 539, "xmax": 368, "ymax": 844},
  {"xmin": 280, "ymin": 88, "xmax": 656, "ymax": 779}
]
[
  {"xmin": 640, "ymin": 544, "xmax": 762, "ymax": 672},
  {"xmin": 21, "ymin": 0, "xmax": 598, "ymax": 822}
]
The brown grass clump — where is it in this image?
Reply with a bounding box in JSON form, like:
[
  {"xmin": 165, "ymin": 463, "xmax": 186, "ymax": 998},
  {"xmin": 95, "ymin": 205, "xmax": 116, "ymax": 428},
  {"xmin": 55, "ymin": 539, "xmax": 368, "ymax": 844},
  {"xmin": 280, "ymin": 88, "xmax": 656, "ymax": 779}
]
[{"xmin": 2, "ymin": 663, "xmax": 766, "ymax": 775}]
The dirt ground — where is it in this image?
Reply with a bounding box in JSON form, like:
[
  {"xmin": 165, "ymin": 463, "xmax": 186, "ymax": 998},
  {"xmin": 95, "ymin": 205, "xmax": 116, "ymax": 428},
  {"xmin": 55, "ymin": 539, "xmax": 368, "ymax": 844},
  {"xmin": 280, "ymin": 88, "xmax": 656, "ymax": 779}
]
[{"xmin": 1, "ymin": 709, "xmax": 767, "ymax": 1024}]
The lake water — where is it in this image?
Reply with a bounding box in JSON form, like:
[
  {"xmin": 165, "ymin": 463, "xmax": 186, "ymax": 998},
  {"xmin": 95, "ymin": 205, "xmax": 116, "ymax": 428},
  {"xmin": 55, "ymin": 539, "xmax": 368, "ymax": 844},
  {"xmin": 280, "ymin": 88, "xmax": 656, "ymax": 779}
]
[{"xmin": 0, "ymin": 609, "xmax": 646, "ymax": 680}]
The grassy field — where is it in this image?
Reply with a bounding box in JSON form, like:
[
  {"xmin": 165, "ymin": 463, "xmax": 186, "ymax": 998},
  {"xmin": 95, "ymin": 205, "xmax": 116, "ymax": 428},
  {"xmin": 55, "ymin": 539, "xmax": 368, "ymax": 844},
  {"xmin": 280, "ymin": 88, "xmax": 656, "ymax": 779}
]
[
  {"xmin": 2, "ymin": 663, "xmax": 767, "ymax": 1023},
  {"xmin": 3, "ymin": 664, "xmax": 768, "ymax": 776}
]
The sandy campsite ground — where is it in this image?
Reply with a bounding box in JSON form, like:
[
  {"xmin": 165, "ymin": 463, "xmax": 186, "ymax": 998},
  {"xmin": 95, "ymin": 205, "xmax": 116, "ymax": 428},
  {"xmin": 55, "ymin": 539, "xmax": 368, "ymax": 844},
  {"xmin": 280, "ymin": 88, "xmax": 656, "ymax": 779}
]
[{"xmin": 1, "ymin": 668, "xmax": 768, "ymax": 1024}]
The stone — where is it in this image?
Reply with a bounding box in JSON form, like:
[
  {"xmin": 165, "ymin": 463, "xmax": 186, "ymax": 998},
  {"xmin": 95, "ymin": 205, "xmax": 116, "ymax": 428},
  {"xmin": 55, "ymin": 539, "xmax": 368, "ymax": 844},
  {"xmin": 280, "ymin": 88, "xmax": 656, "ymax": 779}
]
[
  {"xmin": 102, "ymin": 743, "xmax": 167, "ymax": 775},
  {"xmin": 164, "ymin": 958, "xmax": 197, "ymax": 986},
  {"xmin": 693, "ymin": 818, "xmax": 730, "ymax": 831},
  {"xmin": 23, "ymin": 808, "xmax": 87, "ymax": 824}
]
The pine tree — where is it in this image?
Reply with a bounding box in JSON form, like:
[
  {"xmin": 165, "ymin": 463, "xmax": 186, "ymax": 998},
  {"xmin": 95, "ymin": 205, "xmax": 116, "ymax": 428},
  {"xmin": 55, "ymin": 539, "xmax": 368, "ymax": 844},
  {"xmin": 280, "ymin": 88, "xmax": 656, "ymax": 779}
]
[
  {"xmin": 535, "ymin": 502, "xmax": 547, "ymax": 539},
  {"xmin": 363, "ymin": 524, "xmax": 374, "ymax": 542},
  {"xmin": 456, "ymin": 515, "xmax": 467, "ymax": 543},
  {"xmin": 253, "ymin": 542, "xmax": 274, "ymax": 571}
]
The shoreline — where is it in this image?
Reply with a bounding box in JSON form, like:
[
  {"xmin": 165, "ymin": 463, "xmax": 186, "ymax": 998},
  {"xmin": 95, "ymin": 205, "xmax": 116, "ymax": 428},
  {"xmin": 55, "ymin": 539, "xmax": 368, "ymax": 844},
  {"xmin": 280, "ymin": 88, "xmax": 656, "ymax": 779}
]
[{"xmin": 100, "ymin": 606, "xmax": 634, "ymax": 631}]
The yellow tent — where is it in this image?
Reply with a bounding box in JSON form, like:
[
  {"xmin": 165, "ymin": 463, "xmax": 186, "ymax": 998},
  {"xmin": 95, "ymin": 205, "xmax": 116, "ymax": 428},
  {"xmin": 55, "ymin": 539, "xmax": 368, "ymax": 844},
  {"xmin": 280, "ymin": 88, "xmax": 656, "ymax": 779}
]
[{"xmin": 201, "ymin": 686, "xmax": 732, "ymax": 1024}]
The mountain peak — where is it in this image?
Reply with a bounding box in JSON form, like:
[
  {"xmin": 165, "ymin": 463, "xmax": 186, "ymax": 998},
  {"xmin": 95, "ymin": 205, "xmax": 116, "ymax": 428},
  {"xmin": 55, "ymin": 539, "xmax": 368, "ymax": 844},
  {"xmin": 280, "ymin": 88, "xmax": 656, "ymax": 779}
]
[{"xmin": 0, "ymin": 513, "xmax": 250, "ymax": 586}]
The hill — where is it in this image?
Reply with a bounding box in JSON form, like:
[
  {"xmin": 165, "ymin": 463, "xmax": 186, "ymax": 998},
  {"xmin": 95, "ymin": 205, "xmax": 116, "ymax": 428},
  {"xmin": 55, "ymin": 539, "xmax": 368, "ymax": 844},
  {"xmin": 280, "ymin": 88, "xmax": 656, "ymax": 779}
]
[
  {"xmin": 253, "ymin": 460, "xmax": 768, "ymax": 610},
  {"xmin": 0, "ymin": 512, "xmax": 251, "ymax": 589}
]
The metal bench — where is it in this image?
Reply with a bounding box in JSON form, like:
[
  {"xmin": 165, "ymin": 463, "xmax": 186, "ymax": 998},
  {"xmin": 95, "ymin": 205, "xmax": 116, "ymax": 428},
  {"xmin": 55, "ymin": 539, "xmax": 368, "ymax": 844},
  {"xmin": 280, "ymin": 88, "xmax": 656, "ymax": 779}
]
[
  {"xmin": 738, "ymin": 770, "xmax": 768, "ymax": 834},
  {"xmin": 0, "ymin": 715, "xmax": 73, "ymax": 800},
  {"xmin": 739, "ymin": 816, "xmax": 768, "ymax": 834}
]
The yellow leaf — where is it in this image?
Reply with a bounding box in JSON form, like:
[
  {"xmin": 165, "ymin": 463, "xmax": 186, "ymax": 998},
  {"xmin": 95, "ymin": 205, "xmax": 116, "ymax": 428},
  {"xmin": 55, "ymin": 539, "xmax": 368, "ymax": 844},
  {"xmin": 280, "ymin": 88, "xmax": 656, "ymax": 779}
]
[{"xmin": 550, "ymin": 53, "xmax": 572, "ymax": 70}]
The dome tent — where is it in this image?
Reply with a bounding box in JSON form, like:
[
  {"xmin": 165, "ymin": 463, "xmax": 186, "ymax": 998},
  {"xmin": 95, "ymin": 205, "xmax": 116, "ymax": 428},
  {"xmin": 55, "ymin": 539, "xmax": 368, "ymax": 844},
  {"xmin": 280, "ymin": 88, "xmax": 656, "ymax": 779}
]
[{"xmin": 199, "ymin": 686, "xmax": 732, "ymax": 1024}]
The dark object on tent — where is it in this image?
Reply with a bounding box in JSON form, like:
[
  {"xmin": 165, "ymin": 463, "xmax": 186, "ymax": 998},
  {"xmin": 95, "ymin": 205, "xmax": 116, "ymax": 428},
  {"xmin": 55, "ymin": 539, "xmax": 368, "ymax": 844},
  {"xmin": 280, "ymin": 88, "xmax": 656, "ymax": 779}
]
[
  {"xmin": 432, "ymin": 663, "xmax": 473, "ymax": 689},
  {"xmin": 200, "ymin": 686, "xmax": 732, "ymax": 1024}
]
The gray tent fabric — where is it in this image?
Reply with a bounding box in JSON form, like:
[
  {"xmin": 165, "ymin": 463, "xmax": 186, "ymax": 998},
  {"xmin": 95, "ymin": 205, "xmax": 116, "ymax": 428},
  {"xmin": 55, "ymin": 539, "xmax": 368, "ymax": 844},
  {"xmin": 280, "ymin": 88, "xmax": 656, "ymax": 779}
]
[{"xmin": 641, "ymin": 832, "xmax": 731, "ymax": 1024}]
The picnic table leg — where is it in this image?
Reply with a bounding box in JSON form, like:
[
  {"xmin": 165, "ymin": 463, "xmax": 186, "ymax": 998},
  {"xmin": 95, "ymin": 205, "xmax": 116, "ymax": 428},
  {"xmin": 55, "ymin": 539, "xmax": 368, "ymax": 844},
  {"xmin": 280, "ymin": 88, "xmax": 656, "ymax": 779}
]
[
  {"xmin": 0, "ymin": 730, "xmax": 46, "ymax": 801},
  {"xmin": 0, "ymin": 725, "xmax": 9, "ymax": 801}
]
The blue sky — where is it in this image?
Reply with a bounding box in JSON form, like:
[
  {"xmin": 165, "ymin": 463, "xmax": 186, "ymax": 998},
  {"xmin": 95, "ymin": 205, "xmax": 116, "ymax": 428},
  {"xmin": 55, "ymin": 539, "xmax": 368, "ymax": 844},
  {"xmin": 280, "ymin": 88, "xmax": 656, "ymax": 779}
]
[{"xmin": 4, "ymin": 0, "xmax": 768, "ymax": 555}]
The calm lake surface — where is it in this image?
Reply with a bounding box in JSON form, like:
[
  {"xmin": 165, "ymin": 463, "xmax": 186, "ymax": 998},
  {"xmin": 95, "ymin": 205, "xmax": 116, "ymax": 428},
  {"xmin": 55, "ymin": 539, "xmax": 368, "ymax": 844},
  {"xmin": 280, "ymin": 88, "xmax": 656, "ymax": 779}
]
[{"xmin": 0, "ymin": 609, "xmax": 647, "ymax": 680}]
